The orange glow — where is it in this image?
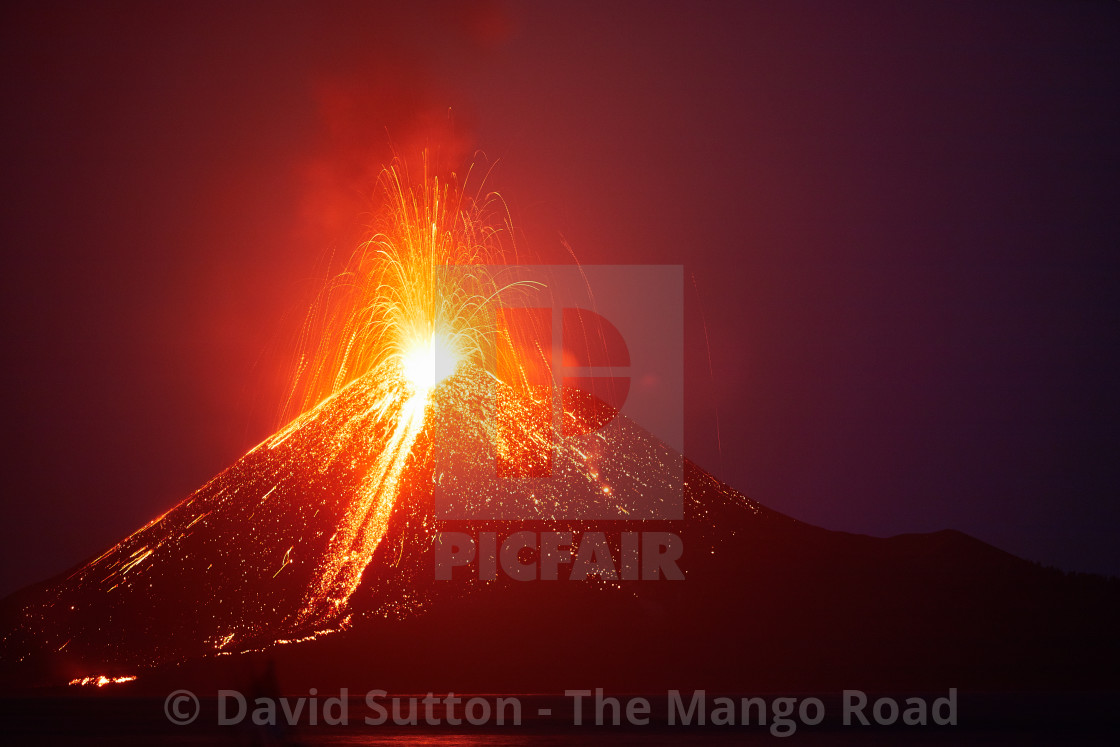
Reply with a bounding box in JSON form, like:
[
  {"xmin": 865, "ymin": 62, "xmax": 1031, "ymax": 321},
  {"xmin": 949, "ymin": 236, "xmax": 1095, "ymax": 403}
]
[
  {"xmin": 286, "ymin": 153, "xmax": 514, "ymax": 626},
  {"xmin": 281, "ymin": 154, "xmax": 510, "ymax": 424},
  {"xmin": 69, "ymin": 675, "xmax": 137, "ymax": 687},
  {"xmin": 401, "ymin": 331, "xmax": 463, "ymax": 393}
]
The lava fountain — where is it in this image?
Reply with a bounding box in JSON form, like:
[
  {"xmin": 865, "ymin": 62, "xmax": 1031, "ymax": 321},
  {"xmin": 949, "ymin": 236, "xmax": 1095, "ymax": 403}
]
[{"xmin": 288, "ymin": 156, "xmax": 511, "ymax": 626}]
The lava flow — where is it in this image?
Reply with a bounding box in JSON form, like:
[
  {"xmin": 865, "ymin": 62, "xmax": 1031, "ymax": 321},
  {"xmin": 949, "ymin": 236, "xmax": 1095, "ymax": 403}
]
[{"xmin": 284, "ymin": 161, "xmax": 501, "ymax": 626}]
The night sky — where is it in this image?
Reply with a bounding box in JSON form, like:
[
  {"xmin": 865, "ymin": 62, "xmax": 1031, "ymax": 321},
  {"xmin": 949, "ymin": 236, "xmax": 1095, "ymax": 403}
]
[{"xmin": 1, "ymin": 1, "xmax": 1117, "ymax": 596}]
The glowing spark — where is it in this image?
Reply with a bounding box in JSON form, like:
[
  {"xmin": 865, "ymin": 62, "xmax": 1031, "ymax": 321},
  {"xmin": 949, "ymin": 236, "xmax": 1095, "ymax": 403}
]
[{"xmin": 273, "ymin": 546, "xmax": 294, "ymax": 578}]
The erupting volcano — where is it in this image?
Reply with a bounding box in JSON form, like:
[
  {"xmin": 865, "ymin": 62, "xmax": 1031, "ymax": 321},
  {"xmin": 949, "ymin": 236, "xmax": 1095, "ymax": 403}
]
[
  {"xmin": 0, "ymin": 158, "xmax": 688, "ymax": 684},
  {"xmin": 1, "ymin": 158, "xmax": 1117, "ymax": 700}
]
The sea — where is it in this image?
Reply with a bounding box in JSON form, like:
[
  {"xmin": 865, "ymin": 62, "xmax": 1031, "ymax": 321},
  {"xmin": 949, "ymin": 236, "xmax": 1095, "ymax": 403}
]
[{"xmin": 2, "ymin": 691, "xmax": 1116, "ymax": 745}]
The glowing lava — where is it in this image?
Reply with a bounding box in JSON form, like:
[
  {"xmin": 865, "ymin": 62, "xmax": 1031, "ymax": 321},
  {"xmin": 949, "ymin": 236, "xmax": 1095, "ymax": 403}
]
[
  {"xmin": 281, "ymin": 156, "xmax": 507, "ymax": 425},
  {"xmin": 296, "ymin": 374, "xmax": 430, "ymax": 627},
  {"xmin": 401, "ymin": 332, "xmax": 463, "ymax": 393},
  {"xmin": 288, "ymin": 155, "xmax": 509, "ymax": 626},
  {"xmin": 69, "ymin": 675, "xmax": 137, "ymax": 687}
]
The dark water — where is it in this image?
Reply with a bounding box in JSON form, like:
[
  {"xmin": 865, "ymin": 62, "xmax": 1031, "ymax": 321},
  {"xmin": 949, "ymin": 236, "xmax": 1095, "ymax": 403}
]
[{"xmin": 2, "ymin": 692, "xmax": 1116, "ymax": 745}]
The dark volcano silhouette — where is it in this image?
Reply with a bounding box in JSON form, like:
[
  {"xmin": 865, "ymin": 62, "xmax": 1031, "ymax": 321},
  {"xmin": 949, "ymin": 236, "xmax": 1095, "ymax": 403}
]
[{"xmin": 1, "ymin": 364, "xmax": 1117, "ymax": 696}]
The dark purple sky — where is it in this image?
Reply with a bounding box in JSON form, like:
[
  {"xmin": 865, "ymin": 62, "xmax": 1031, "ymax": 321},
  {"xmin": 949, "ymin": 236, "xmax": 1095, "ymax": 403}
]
[{"xmin": 1, "ymin": 1, "xmax": 1117, "ymax": 595}]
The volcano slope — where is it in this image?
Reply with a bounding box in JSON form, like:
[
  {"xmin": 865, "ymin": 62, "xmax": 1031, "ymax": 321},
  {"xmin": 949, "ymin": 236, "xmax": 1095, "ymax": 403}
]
[{"xmin": 1, "ymin": 364, "xmax": 1116, "ymax": 694}]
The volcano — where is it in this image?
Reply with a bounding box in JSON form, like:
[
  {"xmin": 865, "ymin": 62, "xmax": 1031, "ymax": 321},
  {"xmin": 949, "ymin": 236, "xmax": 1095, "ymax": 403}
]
[{"xmin": 1, "ymin": 362, "xmax": 1117, "ymax": 696}]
